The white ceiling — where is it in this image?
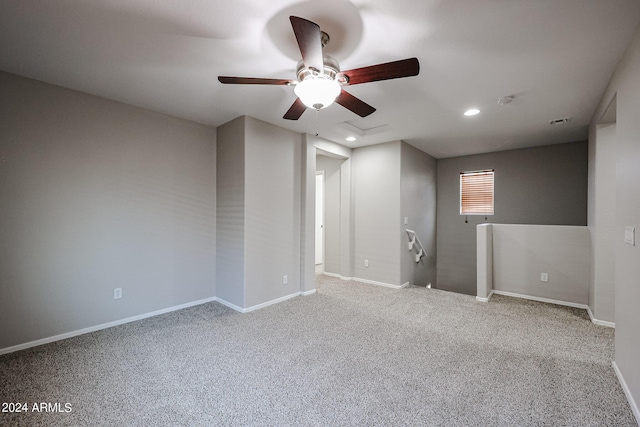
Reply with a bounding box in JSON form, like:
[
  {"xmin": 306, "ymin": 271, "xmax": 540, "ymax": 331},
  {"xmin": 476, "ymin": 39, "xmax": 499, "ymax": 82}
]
[{"xmin": 1, "ymin": 0, "xmax": 639, "ymax": 158}]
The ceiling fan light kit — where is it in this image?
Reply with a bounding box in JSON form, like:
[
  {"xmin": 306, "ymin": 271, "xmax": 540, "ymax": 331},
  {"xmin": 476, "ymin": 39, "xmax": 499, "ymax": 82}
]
[
  {"xmin": 294, "ymin": 76, "xmax": 341, "ymax": 109},
  {"xmin": 218, "ymin": 16, "xmax": 419, "ymax": 120}
]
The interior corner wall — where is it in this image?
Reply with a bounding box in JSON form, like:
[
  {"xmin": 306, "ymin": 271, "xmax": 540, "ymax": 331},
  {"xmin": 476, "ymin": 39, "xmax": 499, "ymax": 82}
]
[
  {"xmin": 0, "ymin": 71, "xmax": 217, "ymax": 350},
  {"xmin": 587, "ymin": 123, "xmax": 617, "ymax": 323},
  {"xmin": 216, "ymin": 116, "xmax": 246, "ymax": 308},
  {"xmin": 400, "ymin": 142, "xmax": 437, "ymax": 287},
  {"xmin": 436, "ymin": 141, "xmax": 588, "ymax": 295},
  {"xmin": 352, "ymin": 141, "xmax": 402, "ymax": 286},
  {"xmin": 590, "ymin": 24, "xmax": 640, "ymax": 422},
  {"xmin": 217, "ymin": 116, "xmax": 304, "ymax": 310},
  {"xmin": 243, "ymin": 116, "xmax": 301, "ymax": 307}
]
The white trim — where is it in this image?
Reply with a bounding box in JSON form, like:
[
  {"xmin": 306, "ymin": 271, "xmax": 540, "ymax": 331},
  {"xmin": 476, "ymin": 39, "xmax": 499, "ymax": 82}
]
[
  {"xmin": 482, "ymin": 291, "xmax": 614, "ymax": 329},
  {"xmin": 301, "ymin": 289, "xmax": 317, "ymax": 296},
  {"xmin": 0, "ymin": 296, "xmax": 217, "ymax": 356},
  {"xmin": 243, "ymin": 292, "xmax": 301, "ymax": 313},
  {"xmin": 476, "ymin": 291, "xmax": 494, "ymax": 303},
  {"xmin": 322, "ymin": 273, "xmax": 408, "ymax": 289},
  {"xmin": 613, "ymin": 361, "xmax": 640, "ymax": 426},
  {"xmin": 215, "ymin": 292, "xmax": 302, "ymax": 313},
  {"xmin": 492, "ymin": 290, "xmax": 588, "ymax": 310},
  {"xmin": 213, "ymin": 297, "xmax": 246, "ymax": 313},
  {"xmin": 586, "ymin": 306, "xmax": 615, "ymax": 328}
]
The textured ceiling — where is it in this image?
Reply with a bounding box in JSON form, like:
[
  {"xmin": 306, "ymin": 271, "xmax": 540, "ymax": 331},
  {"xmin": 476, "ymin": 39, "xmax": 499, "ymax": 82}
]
[{"xmin": 1, "ymin": 0, "xmax": 639, "ymax": 158}]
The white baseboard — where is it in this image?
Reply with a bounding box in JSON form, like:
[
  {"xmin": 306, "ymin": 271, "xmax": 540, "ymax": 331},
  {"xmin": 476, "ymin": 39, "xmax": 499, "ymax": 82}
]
[
  {"xmin": 242, "ymin": 292, "xmax": 300, "ymax": 313},
  {"xmin": 480, "ymin": 291, "xmax": 615, "ymax": 328},
  {"xmin": 586, "ymin": 306, "xmax": 615, "ymax": 328},
  {"xmin": 492, "ymin": 290, "xmax": 588, "ymax": 310},
  {"xmin": 476, "ymin": 291, "xmax": 494, "ymax": 303},
  {"xmin": 1, "ymin": 289, "xmax": 318, "ymax": 354},
  {"xmin": 0, "ymin": 296, "xmax": 217, "ymax": 356},
  {"xmin": 213, "ymin": 297, "xmax": 245, "ymax": 313},
  {"xmin": 322, "ymin": 272, "xmax": 407, "ymax": 289},
  {"xmin": 613, "ymin": 361, "xmax": 640, "ymax": 426},
  {"xmin": 215, "ymin": 291, "xmax": 308, "ymax": 313}
]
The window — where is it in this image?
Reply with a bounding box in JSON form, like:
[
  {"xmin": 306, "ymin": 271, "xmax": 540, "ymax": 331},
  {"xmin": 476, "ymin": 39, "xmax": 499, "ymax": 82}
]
[{"xmin": 460, "ymin": 170, "xmax": 494, "ymax": 215}]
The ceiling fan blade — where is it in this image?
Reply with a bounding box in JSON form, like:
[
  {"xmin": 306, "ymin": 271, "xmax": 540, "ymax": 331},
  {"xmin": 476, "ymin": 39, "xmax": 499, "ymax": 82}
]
[
  {"xmin": 290, "ymin": 16, "xmax": 324, "ymax": 72},
  {"xmin": 283, "ymin": 98, "xmax": 307, "ymax": 120},
  {"xmin": 218, "ymin": 76, "xmax": 296, "ymax": 85},
  {"xmin": 341, "ymin": 58, "xmax": 420, "ymax": 86},
  {"xmin": 335, "ymin": 90, "xmax": 376, "ymax": 117}
]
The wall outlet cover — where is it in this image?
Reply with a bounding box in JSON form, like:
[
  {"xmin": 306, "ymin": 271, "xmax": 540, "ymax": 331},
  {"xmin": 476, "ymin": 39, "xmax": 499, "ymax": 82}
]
[
  {"xmin": 625, "ymin": 226, "xmax": 635, "ymax": 246},
  {"xmin": 540, "ymin": 273, "xmax": 549, "ymax": 282}
]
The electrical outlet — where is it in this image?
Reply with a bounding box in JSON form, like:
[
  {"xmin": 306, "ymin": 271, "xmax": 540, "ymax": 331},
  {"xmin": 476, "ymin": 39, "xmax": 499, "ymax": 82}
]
[
  {"xmin": 540, "ymin": 273, "xmax": 548, "ymax": 282},
  {"xmin": 114, "ymin": 288, "xmax": 122, "ymax": 299},
  {"xmin": 283, "ymin": 275, "xmax": 288, "ymax": 285},
  {"xmin": 364, "ymin": 259, "xmax": 369, "ymax": 267}
]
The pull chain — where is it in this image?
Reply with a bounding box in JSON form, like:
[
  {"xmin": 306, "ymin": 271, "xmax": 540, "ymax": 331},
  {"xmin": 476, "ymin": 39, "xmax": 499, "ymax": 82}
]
[{"xmin": 314, "ymin": 108, "xmax": 320, "ymax": 136}]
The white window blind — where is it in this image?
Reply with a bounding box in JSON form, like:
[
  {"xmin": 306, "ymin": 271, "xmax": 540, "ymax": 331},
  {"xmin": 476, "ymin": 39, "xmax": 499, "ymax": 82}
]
[{"xmin": 460, "ymin": 170, "xmax": 494, "ymax": 215}]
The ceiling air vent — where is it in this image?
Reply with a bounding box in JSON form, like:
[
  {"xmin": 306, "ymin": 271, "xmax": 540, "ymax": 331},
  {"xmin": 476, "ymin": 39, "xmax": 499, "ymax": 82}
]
[{"xmin": 549, "ymin": 117, "xmax": 571, "ymax": 125}]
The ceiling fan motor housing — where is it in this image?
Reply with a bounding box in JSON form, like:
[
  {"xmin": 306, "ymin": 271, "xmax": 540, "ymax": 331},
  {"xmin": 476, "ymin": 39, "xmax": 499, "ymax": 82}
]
[{"xmin": 296, "ymin": 55, "xmax": 341, "ymax": 83}]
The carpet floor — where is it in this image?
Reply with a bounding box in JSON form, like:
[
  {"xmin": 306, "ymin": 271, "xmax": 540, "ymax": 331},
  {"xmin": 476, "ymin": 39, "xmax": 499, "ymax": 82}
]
[{"xmin": 1, "ymin": 273, "xmax": 637, "ymax": 426}]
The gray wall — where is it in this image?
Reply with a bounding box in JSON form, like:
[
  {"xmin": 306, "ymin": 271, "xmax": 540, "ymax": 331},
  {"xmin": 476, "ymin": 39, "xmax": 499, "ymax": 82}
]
[
  {"xmin": 216, "ymin": 116, "xmax": 303, "ymax": 309},
  {"xmin": 349, "ymin": 141, "xmax": 438, "ymax": 288},
  {"xmin": 401, "ymin": 143, "xmax": 437, "ymax": 287},
  {"xmin": 588, "ymin": 123, "xmax": 617, "ymax": 323},
  {"xmin": 491, "ymin": 225, "xmax": 589, "ymax": 304},
  {"xmin": 316, "ymin": 155, "xmax": 344, "ymax": 274},
  {"xmin": 590, "ymin": 24, "xmax": 640, "ymax": 419},
  {"xmin": 436, "ymin": 141, "xmax": 588, "ymax": 295},
  {"xmin": 244, "ymin": 117, "xmax": 301, "ymax": 307},
  {"xmin": 216, "ymin": 117, "xmax": 245, "ymax": 307},
  {"xmin": 352, "ymin": 142, "xmax": 402, "ymax": 285},
  {"xmin": 0, "ymin": 72, "xmax": 216, "ymax": 350}
]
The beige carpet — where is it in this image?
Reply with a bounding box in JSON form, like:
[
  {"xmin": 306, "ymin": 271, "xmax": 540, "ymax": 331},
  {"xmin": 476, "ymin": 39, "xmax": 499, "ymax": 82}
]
[{"xmin": 0, "ymin": 273, "xmax": 636, "ymax": 426}]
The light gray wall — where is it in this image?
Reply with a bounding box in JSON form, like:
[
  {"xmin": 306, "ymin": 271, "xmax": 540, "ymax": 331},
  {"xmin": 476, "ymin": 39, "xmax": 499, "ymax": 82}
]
[
  {"xmin": 590, "ymin": 24, "xmax": 640, "ymax": 420},
  {"xmin": 352, "ymin": 142, "xmax": 402, "ymax": 285},
  {"xmin": 300, "ymin": 134, "xmax": 316, "ymax": 294},
  {"xmin": 316, "ymin": 155, "xmax": 344, "ymax": 274},
  {"xmin": 216, "ymin": 117, "xmax": 246, "ymax": 307},
  {"xmin": 0, "ymin": 72, "xmax": 216, "ymax": 350},
  {"xmin": 216, "ymin": 116, "xmax": 303, "ymax": 309},
  {"xmin": 401, "ymin": 142, "xmax": 437, "ymax": 287},
  {"xmin": 244, "ymin": 117, "xmax": 301, "ymax": 307},
  {"xmin": 339, "ymin": 158, "xmax": 355, "ymax": 279},
  {"xmin": 312, "ymin": 137, "xmax": 354, "ymax": 279},
  {"xmin": 436, "ymin": 141, "xmax": 588, "ymax": 295},
  {"xmin": 588, "ymin": 123, "xmax": 617, "ymax": 323},
  {"xmin": 491, "ymin": 225, "xmax": 589, "ymax": 304},
  {"xmin": 476, "ymin": 224, "xmax": 493, "ymax": 300}
]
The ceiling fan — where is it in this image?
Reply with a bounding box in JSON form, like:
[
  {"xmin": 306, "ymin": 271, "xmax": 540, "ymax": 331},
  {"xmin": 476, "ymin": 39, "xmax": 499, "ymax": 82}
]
[{"xmin": 218, "ymin": 16, "xmax": 420, "ymax": 120}]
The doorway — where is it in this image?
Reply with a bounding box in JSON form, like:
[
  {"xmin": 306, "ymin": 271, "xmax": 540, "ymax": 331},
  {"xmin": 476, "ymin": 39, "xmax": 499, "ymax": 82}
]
[{"xmin": 315, "ymin": 172, "xmax": 324, "ymax": 267}]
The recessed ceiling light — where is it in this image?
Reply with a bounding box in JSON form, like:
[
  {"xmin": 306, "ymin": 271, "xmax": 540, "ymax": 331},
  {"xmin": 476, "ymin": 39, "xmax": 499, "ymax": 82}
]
[
  {"xmin": 464, "ymin": 108, "xmax": 480, "ymax": 116},
  {"xmin": 346, "ymin": 136, "xmax": 356, "ymax": 142}
]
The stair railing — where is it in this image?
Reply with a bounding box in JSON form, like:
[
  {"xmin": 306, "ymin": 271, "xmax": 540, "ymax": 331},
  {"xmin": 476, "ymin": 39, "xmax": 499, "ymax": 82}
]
[{"xmin": 405, "ymin": 229, "xmax": 426, "ymax": 263}]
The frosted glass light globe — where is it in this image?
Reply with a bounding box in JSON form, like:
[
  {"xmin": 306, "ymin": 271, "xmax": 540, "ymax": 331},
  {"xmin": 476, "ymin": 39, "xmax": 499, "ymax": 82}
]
[{"xmin": 294, "ymin": 77, "xmax": 341, "ymax": 110}]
